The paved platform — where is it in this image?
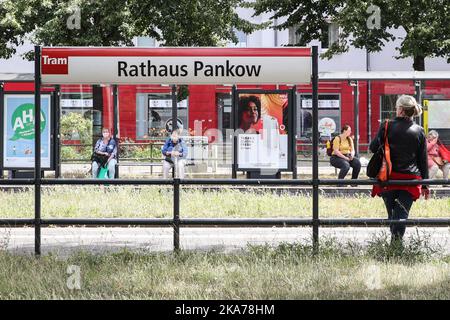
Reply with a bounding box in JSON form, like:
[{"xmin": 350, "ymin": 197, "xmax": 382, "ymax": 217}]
[{"xmin": 2, "ymin": 227, "xmax": 450, "ymax": 257}]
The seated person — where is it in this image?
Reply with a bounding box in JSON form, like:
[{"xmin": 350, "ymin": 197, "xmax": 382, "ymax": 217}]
[
  {"xmin": 427, "ymin": 130, "xmax": 450, "ymax": 181},
  {"xmin": 91, "ymin": 128, "xmax": 118, "ymax": 178},
  {"xmin": 162, "ymin": 130, "xmax": 188, "ymax": 179},
  {"xmin": 330, "ymin": 124, "xmax": 361, "ymax": 181}
]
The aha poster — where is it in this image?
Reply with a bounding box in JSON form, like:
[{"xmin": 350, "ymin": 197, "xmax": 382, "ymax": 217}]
[{"xmin": 3, "ymin": 95, "xmax": 51, "ymax": 168}]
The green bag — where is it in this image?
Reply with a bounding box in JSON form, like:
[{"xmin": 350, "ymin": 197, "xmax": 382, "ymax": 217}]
[{"xmin": 97, "ymin": 166, "xmax": 109, "ymax": 179}]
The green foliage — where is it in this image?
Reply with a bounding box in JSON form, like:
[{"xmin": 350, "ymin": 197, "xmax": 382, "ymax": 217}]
[
  {"xmin": 1, "ymin": 0, "xmax": 265, "ymax": 60},
  {"xmin": 119, "ymin": 138, "xmax": 163, "ymax": 161},
  {"xmin": 60, "ymin": 145, "xmax": 92, "ymax": 161},
  {"xmin": 60, "ymin": 113, "xmax": 93, "ymax": 161},
  {"xmin": 253, "ymin": 0, "xmax": 450, "ymax": 70},
  {"xmin": 60, "ymin": 112, "xmax": 92, "ymax": 144},
  {"xmin": 0, "ymin": 0, "xmax": 26, "ymax": 58}
]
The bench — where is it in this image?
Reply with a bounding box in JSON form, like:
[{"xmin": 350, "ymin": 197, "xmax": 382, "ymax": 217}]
[{"xmin": 117, "ymin": 161, "xmax": 195, "ymax": 176}]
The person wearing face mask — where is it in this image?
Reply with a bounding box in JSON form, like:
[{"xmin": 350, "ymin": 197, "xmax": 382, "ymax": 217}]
[
  {"xmin": 91, "ymin": 128, "xmax": 118, "ymax": 178},
  {"xmin": 161, "ymin": 130, "xmax": 188, "ymax": 179}
]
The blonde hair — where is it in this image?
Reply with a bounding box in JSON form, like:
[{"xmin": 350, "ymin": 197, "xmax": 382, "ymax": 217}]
[
  {"xmin": 427, "ymin": 130, "xmax": 439, "ymax": 139},
  {"xmin": 395, "ymin": 95, "xmax": 422, "ymax": 117}
]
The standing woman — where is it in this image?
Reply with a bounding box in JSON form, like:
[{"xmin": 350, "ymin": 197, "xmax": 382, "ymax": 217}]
[{"xmin": 370, "ymin": 95, "xmax": 429, "ymax": 243}]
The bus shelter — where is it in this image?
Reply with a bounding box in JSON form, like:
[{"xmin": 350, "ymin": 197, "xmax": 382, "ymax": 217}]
[{"xmin": 0, "ymin": 47, "xmax": 448, "ymax": 256}]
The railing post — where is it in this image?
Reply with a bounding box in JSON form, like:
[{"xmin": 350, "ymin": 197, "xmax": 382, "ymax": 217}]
[
  {"xmin": 34, "ymin": 46, "xmax": 42, "ymax": 256},
  {"xmin": 311, "ymin": 46, "xmax": 319, "ymax": 254},
  {"xmin": 113, "ymin": 85, "xmax": 119, "ymax": 178},
  {"xmin": 173, "ymin": 178, "xmax": 180, "ymax": 252},
  {"xmin": 171, "ymin": 85, "xmax": 178, "ymax": 132},
  {"xmin": 55, "ymin": 85, "xmax": 61, "ymax": 178},
  {"xmin": 231, "ymin": 85, "xmax": 237, "ymax": 179},
  {"xmin": 351, "ymin": 80, "xmax": 360, "ymax": 156},
  {"xmin": 0, "ymin": 82, "xmax": 4, "ymax": 180}
]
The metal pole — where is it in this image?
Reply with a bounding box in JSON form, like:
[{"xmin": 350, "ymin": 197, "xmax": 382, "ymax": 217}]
[
  {"xmin": 173, "ymin": 178, "xmax": 180, "ymax": 251},
  {"xmin": 34, "ymin": 46, "xmax": 42, "ymax": 256},
  {"xmin": 171, "ymin": 85, "xmax": 178, "ymax": 132},
  {"xmin": 367, "ymin": 80, "xmax": 372, "ymax": 145},
  {"xmin": 353, "ymin": 81, "xmax": 359, "ymax": 156},
  {"xmin": 231, "ymin": 85, "xmax": 237, "ymax": 179},
  {"xmin": 0, "ymin": 82, "xmax": 4, "ymax": 179},
  {"xmin": 292, "ymin": 86, "xmax": 298, "ymax": 179},
  {"xmin": 55, "ymin": 85, "xmax": 61, "ymax": 178},
  {"xmin": 311, "ymin": 46, "xmax": 319, "ymax": 253},
  {"xmin": 113, "ymin": 85, "xmax": 119, "ymax": 178},
  {"xmin": 415, "ymin": 80, "xmax": 422, "ymax": 126}
]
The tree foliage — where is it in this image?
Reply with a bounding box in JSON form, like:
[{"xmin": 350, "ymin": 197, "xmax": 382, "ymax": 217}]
[
  {"xmin": 253, "ymin": 0, "xmax": 450, "ymax": 70},
  {"xmin": 0, "ymin": 0, "xmax": 263, "ymax": 59}
]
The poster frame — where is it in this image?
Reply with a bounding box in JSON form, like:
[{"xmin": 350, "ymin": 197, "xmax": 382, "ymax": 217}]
[
  {"xmin": 233, "ymin": 88, "xmax": 296, "ymax": 172},
  {"xmin": 1, "ymin": 92, "xmax": 56, "ymax": 170}
]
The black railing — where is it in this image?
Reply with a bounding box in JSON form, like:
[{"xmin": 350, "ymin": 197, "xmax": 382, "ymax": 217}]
[
  {"xmin": 3, "ymin": 45, "xmax": 449, "ymax": 256},
  {"xmin": 0, "ymin": 177, "xmax": 448, "ymax": 254}
]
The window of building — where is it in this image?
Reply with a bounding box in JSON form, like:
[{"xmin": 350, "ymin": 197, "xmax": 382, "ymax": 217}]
[
  {"xmin": 217, "ymin": 93, "xmax": 232, "ymax": 139},
  {"xmin": 425, "ymin": 100, "xmax": 450, "ymax": 145},
  {"xmin": 380, "ymin": 95, "xmax": 399, "ymax": 123},
  {"xmin": 60, "ymin": 92, "xmax": 93, "ymax": 117},
  {"xmin": 136, "ymin": 36, "xmax": 156, "ymax": 47},
  {"xmin": 321, "ymin": 23, "xmax": 340, "ymax": 49},
  {"xmin": 288, "ymin": 26, "xmax": 302, "ymax": 45},
  {"xmin": 227, "ymin": 30, "xmax": 247, "ymax": 47},
  {"xmin": 136, "ymin": 93, "xmax": 188, "ymax": 139},
  {"xmin": 298, "ymin": 93, "xmax": 341, "ymax": 140}
]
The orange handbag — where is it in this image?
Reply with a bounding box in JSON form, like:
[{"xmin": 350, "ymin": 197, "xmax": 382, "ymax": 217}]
[{"xmin": 377, "ymin": 120, "xmax": 392, "ymax": 181}]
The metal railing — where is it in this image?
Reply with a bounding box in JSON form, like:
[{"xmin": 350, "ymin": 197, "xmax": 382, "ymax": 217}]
[
  {"xmin": 3, "ymin": 46, "xmax": 449, "ymax": 256},
  {"xmin": 59, "ymin": 140, "xmax": 372, "ymax": 164},
  {"xmin": 0, "ymin": 177, "xmax": 448, "ymax": 255}
]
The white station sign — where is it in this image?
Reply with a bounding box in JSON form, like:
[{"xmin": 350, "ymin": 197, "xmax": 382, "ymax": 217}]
[{"xmin": 41, "ymin": 47, "xmax": 312, "ymax": 85}]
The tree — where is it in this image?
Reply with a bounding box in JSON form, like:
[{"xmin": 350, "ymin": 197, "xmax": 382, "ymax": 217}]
[
  {"xmin": 253, "ymin": 0, "xmax": 450, "ymax": 70},
  {"xmin": 0, "ymin": 0, "xmax": 26, "ymax": 59},
  {"xmin": 0, "ymin": 0, "xmax": 262, "ymax": 60}
]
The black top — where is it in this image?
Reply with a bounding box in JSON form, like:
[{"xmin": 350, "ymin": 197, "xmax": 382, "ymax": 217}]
[{"xmin": 369, "ymin": 117, "xmax": 428, "ymax": 179}]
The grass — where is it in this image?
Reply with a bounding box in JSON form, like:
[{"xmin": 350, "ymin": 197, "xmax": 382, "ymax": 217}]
[
  {"xmin": 0, "ymin": 233, "xmax": 449, "ymax": 299},
  {"xmin": 0, "ymin": 186, "xmax": 448, "ymax": 219}
]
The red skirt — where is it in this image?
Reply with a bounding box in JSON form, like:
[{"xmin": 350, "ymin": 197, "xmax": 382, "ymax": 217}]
[{"xmin": 371, "ymin": 171, "xmax": 422, "ymax": 201}]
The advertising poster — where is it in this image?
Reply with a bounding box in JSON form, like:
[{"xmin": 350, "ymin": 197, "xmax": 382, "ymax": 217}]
[
  {"xmin": 3, "ymin": 95, "xmax": 51, "ymax": 168},
  {"xmin": 237, "ymin": 93, "xmax": 289, "ymax": 170}
]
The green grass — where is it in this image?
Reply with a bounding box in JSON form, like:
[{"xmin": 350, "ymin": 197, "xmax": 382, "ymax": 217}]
[
  {"xmin": 0, "ymin": 233, "xmax": 449, "ymax": 299},
  {"xmin": 0, "ymin": 186, "xmax": 448, "ymax": 219}
]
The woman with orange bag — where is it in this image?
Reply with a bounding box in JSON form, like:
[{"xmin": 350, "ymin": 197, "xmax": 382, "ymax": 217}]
[{"xmin": 369, "ymin": 95, "xmax": 429, "ymax": 244}]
